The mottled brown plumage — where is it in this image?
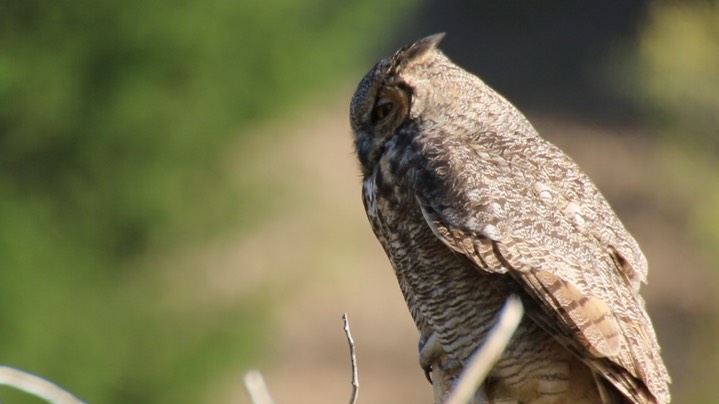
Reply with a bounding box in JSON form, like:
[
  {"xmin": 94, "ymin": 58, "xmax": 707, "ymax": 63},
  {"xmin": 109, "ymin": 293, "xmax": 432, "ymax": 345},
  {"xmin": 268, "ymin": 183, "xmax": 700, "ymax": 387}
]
[{"xmin": 349, "ymin": 34, "xmax": 670, "ymax": 403}]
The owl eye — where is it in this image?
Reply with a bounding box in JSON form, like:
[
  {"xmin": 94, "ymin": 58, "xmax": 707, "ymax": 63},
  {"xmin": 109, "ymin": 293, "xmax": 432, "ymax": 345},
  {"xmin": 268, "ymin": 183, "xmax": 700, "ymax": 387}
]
[{"xmin": 371, "ymin": 100, "xmax": 395, "ymax": 123}]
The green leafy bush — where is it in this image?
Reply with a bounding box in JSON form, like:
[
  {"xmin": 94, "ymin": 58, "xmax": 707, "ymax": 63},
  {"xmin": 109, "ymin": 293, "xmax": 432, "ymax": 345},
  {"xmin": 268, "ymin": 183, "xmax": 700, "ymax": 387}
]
[{"xmin": 0, "ymin": 0, "xmax": 410, "ymax": 402}]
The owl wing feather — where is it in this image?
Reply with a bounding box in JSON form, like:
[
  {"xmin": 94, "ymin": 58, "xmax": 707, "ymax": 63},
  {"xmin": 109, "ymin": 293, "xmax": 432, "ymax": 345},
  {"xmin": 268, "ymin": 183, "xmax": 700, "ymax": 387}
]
[{"xmin": 413, "ymin": 131, "xmax": 669, "ymax": 403}]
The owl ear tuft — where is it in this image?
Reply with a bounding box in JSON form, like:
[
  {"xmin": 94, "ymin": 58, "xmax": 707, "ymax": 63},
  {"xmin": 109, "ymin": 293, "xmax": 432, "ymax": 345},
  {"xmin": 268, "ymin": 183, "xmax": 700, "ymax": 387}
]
[
  {"xmin": 403, "ymin": 33, "xmax": 446, "ymax": 60},
  {"xmin": 387, "ymin": 33, "xmax": 446, "ymax": 75}
]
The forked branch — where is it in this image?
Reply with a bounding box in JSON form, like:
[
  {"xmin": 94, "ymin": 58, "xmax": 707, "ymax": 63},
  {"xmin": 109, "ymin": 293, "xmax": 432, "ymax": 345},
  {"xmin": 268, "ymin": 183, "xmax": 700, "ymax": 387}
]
[{"xmin": 244, "ymin": 296, "xmax": 523, "ymax": 404}]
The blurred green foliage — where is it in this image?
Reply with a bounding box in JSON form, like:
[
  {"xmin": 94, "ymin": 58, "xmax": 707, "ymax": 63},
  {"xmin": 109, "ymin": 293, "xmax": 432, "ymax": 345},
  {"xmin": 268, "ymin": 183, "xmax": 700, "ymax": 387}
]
[
  {"xmin": 0, "ymin": 0, "xmax": 410, "ymax": 402},
  {"xmin": 633, "ymin": 1, "xmax": 719, "ymax": 151},
  {"xmin": 627, "ymin": 1, "xmax": 719, "ymax": 260},
  {"xmin": 625, "ymin": 5, "xmax": 719, "ymax": 400}
]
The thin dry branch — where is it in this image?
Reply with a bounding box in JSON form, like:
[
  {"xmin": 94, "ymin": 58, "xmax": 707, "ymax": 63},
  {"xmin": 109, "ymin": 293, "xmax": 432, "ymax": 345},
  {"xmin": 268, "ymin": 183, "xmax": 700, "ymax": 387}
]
[
  {"xmin": 243, "ymin": 296, "xmax": 521, "ymax": 404},
  {"xmin": 0, "ymin": 366, "xmax": 85, "ymax": 404},
  {"xmin": 244, "ymin": 369, "xmax": 275, "ymax": 404},
  {"xmin": 442, "ymin": 295, "xmax": 525, "ymax": 404},
  {"xmin": 342, "ymin": 313, "xmax": 359, "ymax": 404}
]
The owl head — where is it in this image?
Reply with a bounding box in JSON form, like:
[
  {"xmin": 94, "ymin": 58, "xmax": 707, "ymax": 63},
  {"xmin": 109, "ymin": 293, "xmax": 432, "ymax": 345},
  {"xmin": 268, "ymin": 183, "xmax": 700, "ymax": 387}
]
[
  {"xmin": 349, "ymin": 33, "xmax": 449, "ymax": 176},
  {"xmin": 349, "ymin": 33, "xmax": 519, "ymax": 177}
]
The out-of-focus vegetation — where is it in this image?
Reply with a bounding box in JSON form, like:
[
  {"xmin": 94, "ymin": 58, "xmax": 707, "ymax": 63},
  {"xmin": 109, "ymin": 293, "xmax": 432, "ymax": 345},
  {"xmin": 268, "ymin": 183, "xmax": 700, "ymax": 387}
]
[
  {"xmin": 622, "ymin": 3, "xmax": 719, "ymax": 401},
  {"xmin": 633, "ymin": 2, "xmax": 719, "ymax": 150},
  {"xmin": 2, "ymin": 0, "xmax": 717, "ymax": 402},
  {"xmin": 0, "ymin": 0, "xmax": 410, "ymax": 402},
  {"xmin": 627, "ymin": 2, "xmax": 719, "ymax": 257}
]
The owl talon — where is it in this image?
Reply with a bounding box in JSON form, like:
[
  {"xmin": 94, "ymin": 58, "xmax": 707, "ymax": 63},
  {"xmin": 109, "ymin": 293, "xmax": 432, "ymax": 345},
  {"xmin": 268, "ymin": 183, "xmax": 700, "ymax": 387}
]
[
  {"xmin": 424, "ymin": 367, "xmax": 433, "ymax": 384},
  {"xmin": 418, "ymin": 332, "xmax": 443, "ymax": 384}
]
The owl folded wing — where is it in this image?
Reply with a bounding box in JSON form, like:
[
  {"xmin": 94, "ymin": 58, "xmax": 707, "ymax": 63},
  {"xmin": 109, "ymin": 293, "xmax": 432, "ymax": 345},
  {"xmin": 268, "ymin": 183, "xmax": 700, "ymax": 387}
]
[{"xmin": 413, "ymin": 153, "xmax": 666, "ymax": 402}]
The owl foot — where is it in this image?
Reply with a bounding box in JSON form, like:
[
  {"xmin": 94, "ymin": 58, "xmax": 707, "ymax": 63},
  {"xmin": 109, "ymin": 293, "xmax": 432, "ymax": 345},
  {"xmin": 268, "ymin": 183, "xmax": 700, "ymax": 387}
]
[{"xmin": 418, "ymin": 332, "xmax": 443, "ymax": 384}]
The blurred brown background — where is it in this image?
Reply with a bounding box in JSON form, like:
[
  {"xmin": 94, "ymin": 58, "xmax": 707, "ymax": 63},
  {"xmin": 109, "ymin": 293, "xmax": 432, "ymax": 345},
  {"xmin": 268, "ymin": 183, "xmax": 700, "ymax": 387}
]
[{"xmin": 1, "ymin": 1, "xmax": 717, "ymax": 403}]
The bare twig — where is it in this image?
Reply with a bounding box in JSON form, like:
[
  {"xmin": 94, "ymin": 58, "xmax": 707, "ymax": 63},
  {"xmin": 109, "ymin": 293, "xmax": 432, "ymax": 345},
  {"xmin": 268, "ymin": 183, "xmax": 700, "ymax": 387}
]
[
  {"xmin": 240, "ymin": 299, "xmax": 518, "ymax": 404},
  {"xmin": 0, "ymin": 366, "xmax": 85, "ymax": 404},
  {"xmin": 342, "ymin": 313, "xmax": 359, "ymax": 404},
  {"xmin": 444, "ymin": 295, "xmax": 524, "ymax": 404},
  {"xmin": 244, "ymin": 370, "xmax": 275, "ymax": 404}
]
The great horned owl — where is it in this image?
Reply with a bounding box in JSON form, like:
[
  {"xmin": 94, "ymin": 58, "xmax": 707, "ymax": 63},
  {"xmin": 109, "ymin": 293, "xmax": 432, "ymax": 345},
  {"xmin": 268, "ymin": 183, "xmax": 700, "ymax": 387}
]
[{"xmin": 349, "ymin": 34, "xmax": 670, "ymax": 403}]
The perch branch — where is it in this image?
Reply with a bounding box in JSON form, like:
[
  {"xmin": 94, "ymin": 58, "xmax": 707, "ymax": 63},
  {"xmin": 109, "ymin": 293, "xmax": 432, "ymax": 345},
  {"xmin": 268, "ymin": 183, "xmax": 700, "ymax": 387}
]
[
  {"xmin": 444, "ymin": 295, "xmax": 525, "ymax": 404},
  {"xmin": 244, "ymin": 369, "xmax": 275, "ymax": 404},
  {"xmin": 0, "ymin": 366, "xmax": 85, "ymax": 404},
  {"xmin": 342, "ymin": 313, "xmax": 359, "ymax": 404}
]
